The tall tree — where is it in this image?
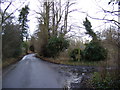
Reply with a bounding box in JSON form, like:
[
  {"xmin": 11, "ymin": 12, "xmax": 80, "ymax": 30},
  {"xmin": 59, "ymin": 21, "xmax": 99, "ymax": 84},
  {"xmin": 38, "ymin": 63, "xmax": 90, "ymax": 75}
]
[
  {"xmin": 36, "ymin": 0, "xmax": 76, "ymax": 37},
  {"xmin": 108, "ymin": 0, "xmax": 120, "ymax": 70},
  {"xmin": 1, "ymin": 0, "xmax": 26, "ymax": 59},
  {"xmin": 2, "ymin": 17, "xmax": 22, "ymax": 59},
  {"xmin": 83, "ymin": 17, "xmax": 98, "ymax": 42},
  {"xmin": 33, "ymin": 0, "xmax": 76, "ymax": 55},
  {"xmin": 18, "ymin": 5, "xmax": 29, "ymax": 42}
]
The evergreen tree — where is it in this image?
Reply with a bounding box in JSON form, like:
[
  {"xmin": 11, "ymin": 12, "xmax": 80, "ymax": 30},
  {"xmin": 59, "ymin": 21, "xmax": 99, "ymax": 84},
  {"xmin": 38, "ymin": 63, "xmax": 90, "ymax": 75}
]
[
  {"xmin": 83, "ymin": 17, "xmax": 98, "ymax": 42},
  {"xmin": 18, "ymin": 5, "xmax": 29, "ymax": 42},
  {"xmin": 2, "ymin": 22, "xmax": 22, "ymax": 59}
]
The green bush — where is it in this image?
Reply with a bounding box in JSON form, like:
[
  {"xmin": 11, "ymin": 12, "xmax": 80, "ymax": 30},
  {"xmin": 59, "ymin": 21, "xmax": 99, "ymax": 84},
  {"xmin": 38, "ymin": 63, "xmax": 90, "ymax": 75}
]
[
  {"xmin": 82, "ymin": 42, "xmax": 107, "ymax": 61},
  {"xmin": 69, "ymin": 48, "xmax": 82, "ymax": 61},
  {"xmin": 44, "ymin": 36, "xmax": 69, "ymax": 57},
  {"xmin": 22, "ymin": 42, "xmax": 28, "ymax": 49},
  {"xmin": 21, "ymin": 41, "xmax": 29, "ymax": 54},
  {"xmin": 29, "ymin": 45, "xmax": 34, "ymax": 52},
  {"xmin": 91, "ymin": 72, "xmax": 120, "ymax": 89}
]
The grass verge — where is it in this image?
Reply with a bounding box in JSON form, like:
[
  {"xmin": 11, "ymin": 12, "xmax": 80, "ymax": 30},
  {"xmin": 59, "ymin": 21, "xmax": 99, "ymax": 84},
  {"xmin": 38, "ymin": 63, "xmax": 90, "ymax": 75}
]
[
  {"xmin": 36, "ymin": 54, "xmax": 103, "ymax": 66},
  {"xmin": 2, "ymin": 55, "xmax": 24, "ymax": 69}
]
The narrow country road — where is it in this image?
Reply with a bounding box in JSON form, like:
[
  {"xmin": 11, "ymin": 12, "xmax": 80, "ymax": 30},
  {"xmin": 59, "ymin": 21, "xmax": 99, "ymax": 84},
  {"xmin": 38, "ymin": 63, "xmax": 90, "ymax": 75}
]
[{"xmin": 2, "ymin": 54, "xmax": 65, "ymax": 88}]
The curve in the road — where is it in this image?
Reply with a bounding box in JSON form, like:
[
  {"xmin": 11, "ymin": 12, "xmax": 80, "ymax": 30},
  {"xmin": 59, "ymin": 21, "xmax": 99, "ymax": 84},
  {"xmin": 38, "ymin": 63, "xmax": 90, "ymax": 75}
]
[{"xmin": 3, "ymin": 54, "xmax": 65, "ymax": 88}]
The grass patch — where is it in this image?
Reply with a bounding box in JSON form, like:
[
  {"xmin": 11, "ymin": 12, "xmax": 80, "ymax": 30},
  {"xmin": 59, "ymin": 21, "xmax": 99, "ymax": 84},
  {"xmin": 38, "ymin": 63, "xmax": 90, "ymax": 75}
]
[
  {"xmin": 64, "ymin": 60, "xmax": 102, "ymax": 66},
  {"xmin": 90, "ymin": 71, "xmax": 120, "ymax": 89},
  {"xmin": 2, "ymin": 58, "xmax": 18, "ymax": 68},
  {"xmin": 2, "ymin": 55, "xmax": 24, "ymax": 68},
  {"xmin": 36, "ymin": 54, "xmax": 103, "ymax": 66}
]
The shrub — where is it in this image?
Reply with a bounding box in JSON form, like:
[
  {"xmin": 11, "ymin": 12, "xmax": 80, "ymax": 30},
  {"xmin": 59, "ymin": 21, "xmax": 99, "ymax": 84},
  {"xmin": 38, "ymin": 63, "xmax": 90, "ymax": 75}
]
[
  {"xmin": 91, "ymin": 72, "xmax": 120, "ymax": 89},
  {"xmin": 29, "ymin": 45, "xmax": 34, "ymax": 52},
  {"xmin": 21, "ymin": 41, "xmax": 29, "ymax": 54},
  {"xmin": 44, "ymin": 36, "xmax": 69, "ymax": 57},
  {"xmin": 82, "ymin": 42, "xmax": 107, "ymax": 61},
  {"xmin": 69, "ymin": 48, "xmax": 82, "ymax": 61}
]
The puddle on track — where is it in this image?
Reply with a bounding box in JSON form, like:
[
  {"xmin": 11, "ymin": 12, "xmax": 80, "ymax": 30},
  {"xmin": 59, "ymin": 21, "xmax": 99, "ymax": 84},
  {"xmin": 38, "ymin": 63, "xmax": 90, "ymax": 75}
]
[{"xmin": 50, "ymin": 64, "xmax": 97, "ymax": 89}]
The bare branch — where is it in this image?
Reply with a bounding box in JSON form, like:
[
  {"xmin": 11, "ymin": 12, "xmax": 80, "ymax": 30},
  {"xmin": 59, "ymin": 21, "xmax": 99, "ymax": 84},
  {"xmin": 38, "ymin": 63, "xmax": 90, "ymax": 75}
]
[
  {"xmin": 87, "ymin": 14, "xmax": 120, "ymax": 27},
  {"xmin": 1, "ymin": 1, "xmax": 26, "ymax": 25},
  {"xmin": 2, "ymin": 1, "xmax": 12, "ymax": 24},
  {"xmin": 3, "ymin": 2, "xmax": 12, "ymax": 15}
]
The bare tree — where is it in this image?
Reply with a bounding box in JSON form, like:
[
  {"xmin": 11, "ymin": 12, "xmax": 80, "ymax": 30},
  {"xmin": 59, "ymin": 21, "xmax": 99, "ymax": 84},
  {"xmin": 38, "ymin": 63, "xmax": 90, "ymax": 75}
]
[
  {"xmin": 32, "ymin": 0, "xmax": 77, "ymax": 55},
  {"xmin": 1, "ymin": 0, "xmax": 26, "ymax": 26},
  {"xmin": 89, "ymin": 0, "xmax": 120, "ymax": 76},
  {"xmin": 35, "ymin": 0, "xmax": 77, "ymax": 37}
]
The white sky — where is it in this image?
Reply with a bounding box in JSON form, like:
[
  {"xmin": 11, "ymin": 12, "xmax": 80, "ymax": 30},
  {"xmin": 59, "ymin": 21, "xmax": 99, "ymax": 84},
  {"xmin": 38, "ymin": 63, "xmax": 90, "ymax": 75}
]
[
  {"xmin": 1, "ymin": 0, "xmax": 118, "ymax": 40},
  {"xmin": 28, "ymin": 0, "xmax": 118, "ymax": 37}
]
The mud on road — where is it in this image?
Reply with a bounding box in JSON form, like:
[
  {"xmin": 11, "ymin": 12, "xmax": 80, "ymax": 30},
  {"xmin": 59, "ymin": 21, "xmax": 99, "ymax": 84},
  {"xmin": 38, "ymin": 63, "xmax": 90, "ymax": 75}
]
[{"xmin": 47, "ymin": 62, "xmax": 98, "ymax": 89}]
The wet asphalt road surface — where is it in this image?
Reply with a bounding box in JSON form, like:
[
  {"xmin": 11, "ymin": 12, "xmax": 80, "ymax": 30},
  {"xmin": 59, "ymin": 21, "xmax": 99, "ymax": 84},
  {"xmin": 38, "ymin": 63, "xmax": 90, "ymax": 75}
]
[
  {"xmin": 2, "ymin": 54, "xmax": 65, "ymax": 88},
  {"xmin": 3, "ymin": 54, "xmax": 97, "ymax": 89}
]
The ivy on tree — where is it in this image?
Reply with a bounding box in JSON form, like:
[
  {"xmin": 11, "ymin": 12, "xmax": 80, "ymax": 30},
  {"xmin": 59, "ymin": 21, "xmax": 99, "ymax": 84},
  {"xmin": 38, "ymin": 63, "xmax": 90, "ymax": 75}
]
[
  {"xmin": 83, "ymin": 17, "xmax": 98, "ymax": 42},
  {"xmin": 82, "ymin": 17, "xmax": 107, "ymax": 61}
]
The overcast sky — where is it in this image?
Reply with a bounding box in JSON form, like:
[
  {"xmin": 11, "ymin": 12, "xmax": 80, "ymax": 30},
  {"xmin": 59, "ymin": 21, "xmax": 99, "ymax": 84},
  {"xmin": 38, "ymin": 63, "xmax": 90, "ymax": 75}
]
[
  {"xmin": 28, "ymin": 1, "xmax": 117, "ymax": 29},
  {"xmin": 1, "ymin": 0, "xmax": 118, "ymax": 40},
  {"xmin": 24, "ymin": 0, "xmax": 117, "ymax": 41}
]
